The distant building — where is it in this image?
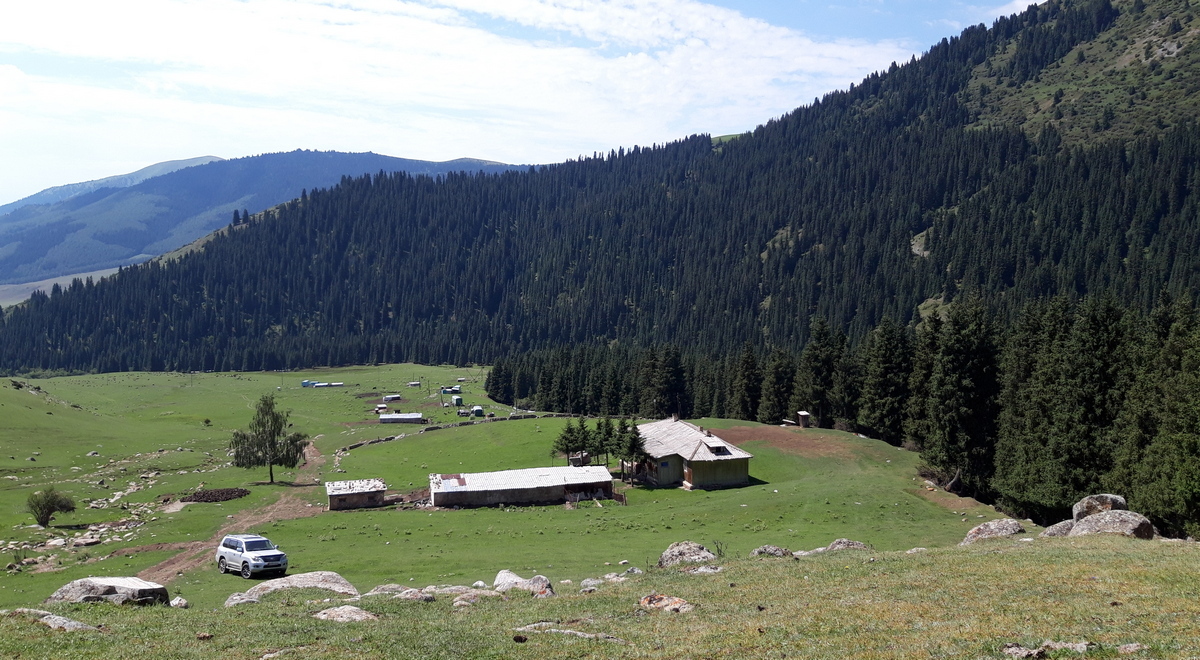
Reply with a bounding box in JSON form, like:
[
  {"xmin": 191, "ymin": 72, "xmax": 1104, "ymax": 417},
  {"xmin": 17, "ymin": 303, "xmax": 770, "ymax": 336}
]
[
  {"xmin": 429, "ymin": 466, "xmax": 613, "ymax": 507},
  {"xmin": 383, "ymin": 394, "xmax": 402, "ymax": 402},
  {"xmin": 380, "ymin": 412, "xmax": 423, "ymax": 424},
  {"xmin": 632, "ymin": 418, "xmax": 753, "ymax": 490},
  {"xmin": 325, "ymin": 478, "xmax": 387, "ymax": 510}
]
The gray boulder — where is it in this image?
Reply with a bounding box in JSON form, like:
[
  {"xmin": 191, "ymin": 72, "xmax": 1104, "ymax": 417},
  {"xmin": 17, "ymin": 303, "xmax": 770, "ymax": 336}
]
[
  {"xmin": 750, "ymin": 544, "xmax": 790, "ymax": 557},
  {"xmin": 825, "ymin": 538, "xmax": 870, "ymax": 552},
  {"xmin": 312, "ymin": 605, "xmax": 377, "ymax": 622},
  {"xmin": 393, "ymin": 588, "xmax": 435, "ymax": 602},
  {"xmin": 169, "ymin": 596, "xmax": 189, "ymax": 609},
  {"xmin": 624, "ymin": 566, "xmax": 644, "ymax": 575},
  {"xmin": 1072, "ymin": 494, "xmax": 1127, "ymax": 521},
  {"xmin": 1039, "ymin": 520, "xmax": 1075, "ymax": 537},
  {"xmin": 493, "ymin": 570, "xmax": 555, "ymax": 597},
  {"xmin": 223, "ymin": 592, "xmax": 259, "ymax": 607},
  {"xmin": 245, "ymin": 571, "xmax": 359, "ymax": 599},
  {"xmin": 960, "ymin": 519, "xmax": 1026, "ymax": 545},
  {"xmin": 658, "ymin": 541, "xmax": 716, "ymax": 568},
  {"xmin": 580, "ymin": 578, "xmax": 604, "ymax": 589},
  {"xmin": 45, "ymin": 577, "xmax": 168, "ymax": 606},
  {"xmin": 1067, "ymin": 510, "xmax": 1155, "ymax": 540}
]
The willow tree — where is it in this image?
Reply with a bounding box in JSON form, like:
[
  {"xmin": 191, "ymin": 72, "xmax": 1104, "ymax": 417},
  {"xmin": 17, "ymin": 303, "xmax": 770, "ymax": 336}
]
[{"xmin": 230, "ymin": 394, "xmax": 308, "ymax": 483}]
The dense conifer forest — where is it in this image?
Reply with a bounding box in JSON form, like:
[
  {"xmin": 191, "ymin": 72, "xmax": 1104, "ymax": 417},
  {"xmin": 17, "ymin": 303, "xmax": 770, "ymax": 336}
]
[{"xmin": 1, "ymin": 0, "xmax": 1199, "ymax": 532}]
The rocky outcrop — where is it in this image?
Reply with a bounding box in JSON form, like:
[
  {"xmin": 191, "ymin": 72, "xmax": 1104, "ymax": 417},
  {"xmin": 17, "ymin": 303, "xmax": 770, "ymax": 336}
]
[
  {"xmin": 223, "ymin": 592, "xmax": 260, "ymax": 607},
  {"xmin": 640, "ymin": 593, "xmax": 694, "ymax": 613},
  {"xmin": 395, "ymin": 589, "xmax": 436, "ymax": 602},
  {"xmin": 45, "ymin": 577, "xmax": 168, "ymax": 606},
  {"xmin": 2, "ymin": 608, "xmax": 97, "ymax": 632},
  {"xmin": 1039, "ymin": 519, "xmax": 1075, "ymax": 537},
  {"xmin": 1072, "ymin": 494, "xmax": 1127, "ymax": 521},
  {"xmin": 492, "ymin": 570, "xmax": 555, "ymax": 598},
  {"xmin": 681, "ymin": 565, "xmax": 722, "ymax": 575},
  {"xmin": 658, "ymin": 541, "xmax": 716, "ymax": 568},
  {"xmin": 245, "ymin": 571, "xmax": 359, "ymax": 599},
  {"xmin": 313, "ymin": 605, "xmax": 377, "ymax": 622},
  {"xmin": 960, "ymin": 519, "xmax": 1025, "ymax": 545},
  {"xmin": 750, "ymin": 544, "xmax": 790, "ymax": 557},
  {"xmin": 825, "ymin": 538, "xmax": 870, "ymax": 552},
  {"xmin": 1067, "ymin": 510, "xmax": 1155, "ymax": 539}
]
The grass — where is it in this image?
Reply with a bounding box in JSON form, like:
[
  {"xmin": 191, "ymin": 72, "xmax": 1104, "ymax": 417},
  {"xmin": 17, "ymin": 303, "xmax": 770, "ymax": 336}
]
[
  {"xmin": 12, "ymin": 364, "xmax": 1192, "ymax": 658},
  {"xmin": 1, "ymin": 536, "xmax": 1197, "ymax": 658}
]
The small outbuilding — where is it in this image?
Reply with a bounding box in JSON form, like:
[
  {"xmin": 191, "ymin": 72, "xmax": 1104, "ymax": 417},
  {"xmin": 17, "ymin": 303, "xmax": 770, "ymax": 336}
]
[
  {"xmin": 429, "ymin": 466, "xmax": 613, "ymax": 507},
  {"xmin": 632, "ymin": 417, "xmax": 753, "ymax": 490},
  {"xmin": 380, "ymin": 412, "xmax": 424, "ymax": 424},
  {"xmin": 325, "ymin": 478, "xmax": 387, "ymax": 511}
]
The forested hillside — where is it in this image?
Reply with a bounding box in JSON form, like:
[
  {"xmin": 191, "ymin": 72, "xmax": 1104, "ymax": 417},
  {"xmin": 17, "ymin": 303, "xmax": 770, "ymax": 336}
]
[{"xmin": 0, "ymin": 0, "xmax": 1199, "ymax": 530}]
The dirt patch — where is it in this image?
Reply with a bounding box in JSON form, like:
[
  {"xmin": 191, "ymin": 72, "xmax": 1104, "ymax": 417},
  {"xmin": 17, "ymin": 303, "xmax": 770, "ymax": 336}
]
[
  {"xmin": 710, "ymin": 426, "xmax": 857, "ymax": 460},
  {"xmin": 136, "ymin": 443, "xmax": 328, "ymax": 586}
]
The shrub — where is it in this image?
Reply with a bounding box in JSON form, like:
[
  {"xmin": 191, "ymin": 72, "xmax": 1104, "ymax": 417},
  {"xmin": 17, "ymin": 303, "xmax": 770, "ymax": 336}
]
[{"xmin": 27, "ymin": 487, "xmax": 76, "ymax": 527}]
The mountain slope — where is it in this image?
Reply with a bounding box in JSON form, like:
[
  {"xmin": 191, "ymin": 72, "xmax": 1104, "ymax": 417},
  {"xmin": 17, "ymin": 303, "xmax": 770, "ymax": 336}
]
[
  {"xmin": 0, "ymin": 156, "xmax": 223, "ymax": 218},
  {"xmin": 0, "ymin": 151, "xmax": 518, "ymax": 285},
  {"xmin": 1, "ymin": 0, "xmax": 1199, "ymax": 374}
]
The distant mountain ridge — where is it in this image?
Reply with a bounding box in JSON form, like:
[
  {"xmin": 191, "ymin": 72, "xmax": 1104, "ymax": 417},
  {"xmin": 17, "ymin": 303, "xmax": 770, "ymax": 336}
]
[
  {"xmin": 0, "ymin": 156, "xmax": 223, "ymax": 217},
  {"xmin": 0, "ymin": 150, "xmax": 518, "ymax": 285}
]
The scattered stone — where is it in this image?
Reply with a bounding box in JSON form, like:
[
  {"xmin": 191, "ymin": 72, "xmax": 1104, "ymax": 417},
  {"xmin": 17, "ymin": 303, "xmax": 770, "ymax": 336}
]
[
  {"xmin": 1040, "ymin": 640, "xmax": 1093, "ymax": 653},
  {"xmin": 579, "ymin": 587, "xmax": 596, "ymax": 594},
  {"xmin": 393, "ymin": 589, "xmax": 435, "ymax": 602},
  {"xmin": 513, "ymin": 621, "xmax": 626, "ymax": 643},
  {"xmin": 38, "ymin": 614, "xmax": 97, "ymax": 632},
  {"xmin": 1067, "ymin": 510, "xmax": 1155, "ymax": 540},
  {"xmin": 1117, "ymin": 643, "xmax": 1148, "ymax": 654},
  {"xmin": 87, "ymin": 451, "xmax": 99, "ymax": 457},
  {"xmin": 46, "ymin": 577, "xmax": 168, "ymax": 606},
  {"xmin": 624, "ymin": 566, "xmax": 644, "ymax": 575},
  {"xmin": 1072, "ymin": 494, "xmax": 1127, "ymax": 521},
  {"xmin": 640, "ymin": 593, "xmax": 694, "ymax": 613},
  {"xmin": 224, "ymin": 592, "xmax": 260, "ymax": 607},
  {"xmin": 313, "ymin": 605, "xmax": 377, "ymax": 622},
  {"xmin": 492, "ymin": 570, "xmax": 555, "ymax": 597},
  {"xmin": 196, "ymin": 632, "xmax": 213, "ymax": 640},
  {"xmin": 363, "ymin": 584, "xmax": 410, "ymax": 597},
  {"xmin": 1040, "ymin": 520, "xmax": 1075, "ymax": 537},
  {"xmin": 244, "ymin": 571, "xmax": 359, "ymax": 600},
  {"xmin": 72, "ymin": 536, "xmax": 102, "ymax": 547},
  {"xmin": 46, "ymin": 538, "xmax": 67, "ymax": 548},
  {"xmin": 750, "ymin": 544, "xmax": 790, "ymax": 557},
  {"xmin": 825, "ymin": 538, "xmax": 869, "ymax": 552},
  {"xmin": 618, "ymin": 560, "xmax": 629, "ymax": 565},
  {"xmin": 681, "ymin": 565, "xmax": 723, "ymax": 575},
  {"xmin": 559, "ymin": 579, "xmax": 572, "ymax": 585},
  {"xmin": 1001, "ymin": 643, "xmax": 1045, "ymax": 658},
  {"xmin": 472, "ymin": 580, "xmax": 488, "ymax": 589},
  {"xmin": 170, "ymin": 596, "xmax": 189, "ymax": 609},
  {"xmin": 658, "ymin": 541, "xmax": 716, "ymax": 568},
  {"xmin": 905, "ymin": 547, "xmax": 927, "ymax": 554},
  {"xmin": 580, "ymin": 578, "xmax": 604, "ymax": 589},
  {"xmin": 960, "ymin": 519, "xmax": 1025, "ymax": 545}
]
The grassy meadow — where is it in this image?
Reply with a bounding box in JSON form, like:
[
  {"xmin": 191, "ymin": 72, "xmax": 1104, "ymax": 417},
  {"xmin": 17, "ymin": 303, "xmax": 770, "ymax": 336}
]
[{"xmin": 5, "ymin": 364, "xmax": 1197, "ymax": 657}]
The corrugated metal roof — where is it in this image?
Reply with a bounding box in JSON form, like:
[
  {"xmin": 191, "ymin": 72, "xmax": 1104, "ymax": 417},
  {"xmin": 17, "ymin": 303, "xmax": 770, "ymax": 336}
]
[
  {"xmin": 637, "ymin": 418, "xmax": 753, "ymax": 462},
  {"xmin": 325, "ymin": 478, "xmax": 387, "ymax": 496},
  {"xmin": 429, "ymin": 466, "xmax": 612, "ymax": 494},
  {"xmin": 379, "ymin": 413, "xmax": 423, "ymax": 421}
]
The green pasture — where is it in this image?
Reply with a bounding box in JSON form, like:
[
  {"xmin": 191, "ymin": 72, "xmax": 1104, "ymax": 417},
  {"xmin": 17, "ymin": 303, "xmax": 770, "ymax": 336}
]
[{"xmin": 2, "ymin": 365, "xmax": 1013, "ymax": 612}]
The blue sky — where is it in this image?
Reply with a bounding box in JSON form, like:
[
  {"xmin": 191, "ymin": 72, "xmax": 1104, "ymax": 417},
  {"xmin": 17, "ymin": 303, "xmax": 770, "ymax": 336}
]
[{"xmin": 0, "ymin": 0, "xmax": 1030, "ymax": 206}]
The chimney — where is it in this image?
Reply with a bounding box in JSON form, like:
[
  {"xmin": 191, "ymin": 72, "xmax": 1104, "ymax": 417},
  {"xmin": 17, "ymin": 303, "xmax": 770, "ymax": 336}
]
[{"xmin": 672, "ymin": 413, "xmax": 679, "ymax": 422}]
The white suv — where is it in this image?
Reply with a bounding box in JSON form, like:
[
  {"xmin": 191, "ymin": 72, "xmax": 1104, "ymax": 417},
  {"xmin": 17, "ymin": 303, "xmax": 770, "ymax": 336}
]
[{"xmin": 216, "ymin": 534, "xmax": 288, "ymax": 579}]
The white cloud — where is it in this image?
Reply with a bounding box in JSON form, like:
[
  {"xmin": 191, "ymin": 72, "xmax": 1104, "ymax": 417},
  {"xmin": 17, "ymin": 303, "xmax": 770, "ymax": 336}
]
[{"xmin": 0, "ymin": 0, "xmax": 913, "ymax": 204}]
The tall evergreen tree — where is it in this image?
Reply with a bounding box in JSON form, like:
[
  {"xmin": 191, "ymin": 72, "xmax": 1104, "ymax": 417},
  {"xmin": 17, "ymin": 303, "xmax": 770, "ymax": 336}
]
[
  {"xmin": 856, "ymin": 316, "xmax": 912, "ymax": 444},
  {"xmin": 756, "ymin": 349, "xmax": 797, "ymax": 424},
  {"xmin": 729, "ymin": 343, "xmax": 762, "ymax": 421},
  {"xmin": 790, "ymin": 317, "xmax": 842, "ymax": 428}
]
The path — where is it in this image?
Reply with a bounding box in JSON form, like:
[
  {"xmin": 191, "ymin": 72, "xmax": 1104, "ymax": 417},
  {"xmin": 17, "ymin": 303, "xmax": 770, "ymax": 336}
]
[{"xmin": 134, "ymin": 443, "xmax": 327, "ymax": 585}]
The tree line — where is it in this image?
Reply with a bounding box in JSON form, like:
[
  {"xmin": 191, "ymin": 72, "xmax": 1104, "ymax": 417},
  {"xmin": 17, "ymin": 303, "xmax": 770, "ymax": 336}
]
[{"xmin": 487, "ymin": 293, "xmax": 1200, "ymax": 537}]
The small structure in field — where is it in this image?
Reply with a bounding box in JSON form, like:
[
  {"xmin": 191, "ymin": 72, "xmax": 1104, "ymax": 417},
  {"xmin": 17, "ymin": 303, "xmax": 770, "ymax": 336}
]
[
  {"xmin": 796, "ymin": 411, "xmax": 811, "ymax": 428},
  {"xmin": 383, "ymin": 394, "xmax": 402, "ymax": 402},
  {"xmin": 471, "ymin": 405, "xmax": 484, "ymax": 417},
  {"xmin": 632, "ymin": 417, "xmax": 753, "ymax": 490},
  {"xmin": 325, "ymin": 478, "xmax": 387, "ymax": 510},
  {"xmin": 407, "ymin": 381, "xmax": 421, "ymax": 387},
  {"xmin": 429, "ymin": 466, "xmax": 613, "ymax": 507},
  {"xmin": 451, "ymin": 395, "xmax": 463, "ymax": 406},
  {"xmin": 380, "ymin": 412, "xmax": 423, "ymax": 424}
]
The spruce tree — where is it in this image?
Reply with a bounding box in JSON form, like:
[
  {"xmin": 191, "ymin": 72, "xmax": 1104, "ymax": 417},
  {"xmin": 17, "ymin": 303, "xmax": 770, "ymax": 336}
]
[
  {"xmin": 756, "ymin": 349, "xmax": 796, "ymax": 424},
  {"xmin": 790, "ymin": 317, "xmax": 841, "ymax": 427},
  {"xmin": 729, "ymin": 343, "xmax": 761, "ymax": 421},
  {"xmin": 856, "ymin": 316, "xmax": 912, "ymax": 444}
]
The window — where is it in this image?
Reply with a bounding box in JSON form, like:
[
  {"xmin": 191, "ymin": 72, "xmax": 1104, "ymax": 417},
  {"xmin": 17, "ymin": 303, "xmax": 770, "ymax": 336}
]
[{"xmin": 660, "ymin": 461, "xmax": 670, "ymax": 468}]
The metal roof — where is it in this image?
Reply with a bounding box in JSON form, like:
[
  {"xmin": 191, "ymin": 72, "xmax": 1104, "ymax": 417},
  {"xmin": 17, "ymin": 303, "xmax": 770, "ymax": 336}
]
[
  {"xmin": 429, "ymin": 466, "xmax": 612, "ymax": 494},
  {"xmin": 379, "ymin": 413, "xmax": 423, "ymax": 421},
  {"xmin": 325, "ymin": 478, "xmax": 387, "ymax": 496},
  {"xmin": 637, "ymin": 418, "xmax": 753, "ymax": 462}
]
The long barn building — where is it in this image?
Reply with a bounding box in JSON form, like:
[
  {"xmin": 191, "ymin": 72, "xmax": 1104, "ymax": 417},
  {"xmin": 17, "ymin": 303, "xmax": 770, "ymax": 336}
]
[{"xmin": 429, "ymin": 466, "xmax": 613, "ymax": 507}]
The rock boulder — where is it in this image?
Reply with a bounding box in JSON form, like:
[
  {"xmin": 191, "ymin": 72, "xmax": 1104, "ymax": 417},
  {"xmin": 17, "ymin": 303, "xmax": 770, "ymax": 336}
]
[
  {"xmin": 750, "ymin": 544, "xmax": 790, "ymax": 557},
  {"xmin": 45, "ymin": 577, "xmax": 168, "ymax": 606},
  {"xmin": 825, "ymin": 538, "xmax": 870, "ymax": 552},
  {"xmin": 1039, "ymin": 520, "xmax": 1075, "ymax": 537},
  {"xmin": 1067, "ymin": 510, "xmax": 1155, "ymax": 540},
  {"xmin": 313, "ymin": 605, "xmax": 377, "ymax": 622},
  {"xmin": 658, "ymin": 541, "xmax": 716, "ymax": 568},
  {"xmin": 492, "ymin": 570, "xmax": 555, "ymax": 597},
  {"xmin": 960, "ymin": 519, "xmax": 1025, "ymax": 545},
  {"xmin": 1072, "ymin": 494, "xmax": 1127, "ymax": 521},
  {"xmin": 244, "ymin": 571, "xmax": 359, "ymax": 599}
]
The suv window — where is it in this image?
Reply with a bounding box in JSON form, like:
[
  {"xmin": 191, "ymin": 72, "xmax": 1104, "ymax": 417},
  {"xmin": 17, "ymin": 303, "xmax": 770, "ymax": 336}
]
[{"xmin": 244, "ymin": 540, "xmax": 273, "ymax": 552}]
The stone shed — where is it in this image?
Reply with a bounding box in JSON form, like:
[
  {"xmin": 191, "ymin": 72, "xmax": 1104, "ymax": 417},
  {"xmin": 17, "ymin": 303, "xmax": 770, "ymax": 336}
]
[
  {"xmin": 325, "ymin": 478, "xmax": 387, "ymax": 511},
  {"xmin": 429, "ymin": 466, "xmax": 613, "ymax": 508}
]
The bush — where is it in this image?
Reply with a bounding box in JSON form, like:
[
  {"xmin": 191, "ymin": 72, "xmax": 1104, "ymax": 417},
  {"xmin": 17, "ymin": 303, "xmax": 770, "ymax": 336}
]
[{"xmin": 27, "ymin": 487, "xmax": 75, "ymax": 527}]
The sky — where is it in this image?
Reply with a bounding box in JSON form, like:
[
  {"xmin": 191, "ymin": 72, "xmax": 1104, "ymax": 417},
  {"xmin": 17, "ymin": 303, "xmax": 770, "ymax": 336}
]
[{"xmin": 0, "ymin": 0, "xmax": 1032, "ymax": 206}]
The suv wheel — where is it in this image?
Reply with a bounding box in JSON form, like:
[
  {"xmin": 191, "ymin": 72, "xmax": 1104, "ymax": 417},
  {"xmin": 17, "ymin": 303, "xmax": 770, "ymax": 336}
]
[
  {"xmin": 241, "ymin": 562, "xmax": 253, "ymax": 579},
  {"xmin": 217, "ymin": 557, "xmax": 227, "ymax": 574}
]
